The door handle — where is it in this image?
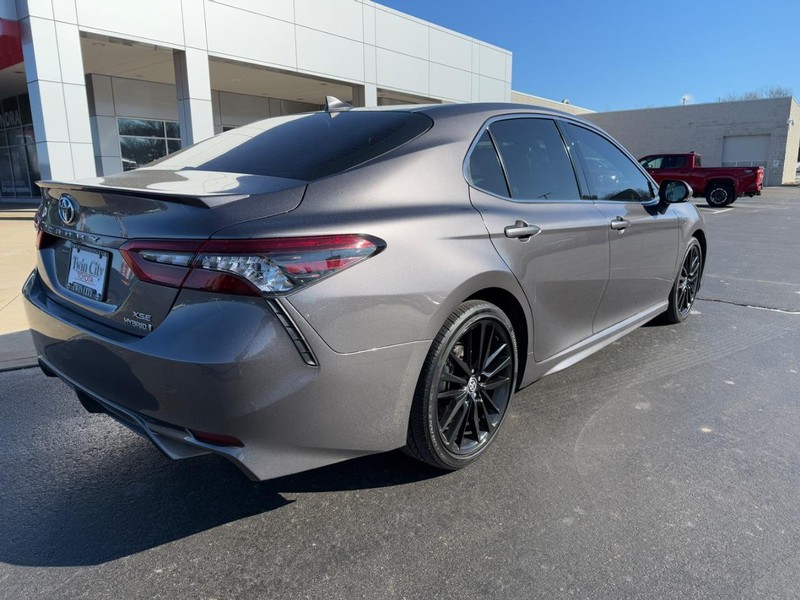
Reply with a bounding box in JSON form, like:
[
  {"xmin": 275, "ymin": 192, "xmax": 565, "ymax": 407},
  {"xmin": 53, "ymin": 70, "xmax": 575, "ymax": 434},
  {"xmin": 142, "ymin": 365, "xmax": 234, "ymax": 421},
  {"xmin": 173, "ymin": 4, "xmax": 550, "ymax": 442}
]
[
  {"xmin": 610, "ymin": 217, "xmax": 631, "ymax": 231},
  {"xmin": 504, "ymin": 220, "xmax": 541, "ymax": 239}
]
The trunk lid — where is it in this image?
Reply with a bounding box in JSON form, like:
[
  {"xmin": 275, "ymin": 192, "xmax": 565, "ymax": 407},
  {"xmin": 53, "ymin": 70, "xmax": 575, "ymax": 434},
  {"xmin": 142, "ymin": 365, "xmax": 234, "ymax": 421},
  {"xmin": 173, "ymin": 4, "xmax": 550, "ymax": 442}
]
[{"xmin": 35, "ymin": 169, "xmax": 305, "ymax": 336}]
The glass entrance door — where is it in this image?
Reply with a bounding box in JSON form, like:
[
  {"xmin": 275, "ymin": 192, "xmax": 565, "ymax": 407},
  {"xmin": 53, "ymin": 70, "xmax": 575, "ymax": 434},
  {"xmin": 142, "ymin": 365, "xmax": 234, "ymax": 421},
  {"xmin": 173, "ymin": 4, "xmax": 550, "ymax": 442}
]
[{"xmin": 0, "ymin": 93, "xmax": 40, "ymax": 201}]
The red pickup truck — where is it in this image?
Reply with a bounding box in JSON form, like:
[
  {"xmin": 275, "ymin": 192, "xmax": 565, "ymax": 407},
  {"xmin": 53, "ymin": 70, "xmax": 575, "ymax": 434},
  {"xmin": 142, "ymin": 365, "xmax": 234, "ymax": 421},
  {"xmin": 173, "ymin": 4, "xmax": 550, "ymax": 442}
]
[{"xmin": 639, "ymin": 152, "xmax": 763, "ymax": 207}]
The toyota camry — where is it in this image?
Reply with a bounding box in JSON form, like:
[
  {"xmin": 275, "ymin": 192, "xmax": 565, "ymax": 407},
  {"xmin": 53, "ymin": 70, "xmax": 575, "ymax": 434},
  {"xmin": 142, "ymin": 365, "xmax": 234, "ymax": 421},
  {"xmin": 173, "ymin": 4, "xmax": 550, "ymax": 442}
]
[{"xmin": 23, "ymin": 99, "xmax": 705, "ymax": 480}]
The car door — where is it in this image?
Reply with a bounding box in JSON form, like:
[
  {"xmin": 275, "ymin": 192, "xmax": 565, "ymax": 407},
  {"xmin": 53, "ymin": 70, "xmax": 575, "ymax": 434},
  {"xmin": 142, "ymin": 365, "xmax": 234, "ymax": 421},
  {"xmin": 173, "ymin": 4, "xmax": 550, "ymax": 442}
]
[
  {"xmin": 561, "ymin": 123, "xmax": 680, "ymax": 332},
  {"xmin": 466, "ymin": 117, "xmax": 610, "ymax": 362}
]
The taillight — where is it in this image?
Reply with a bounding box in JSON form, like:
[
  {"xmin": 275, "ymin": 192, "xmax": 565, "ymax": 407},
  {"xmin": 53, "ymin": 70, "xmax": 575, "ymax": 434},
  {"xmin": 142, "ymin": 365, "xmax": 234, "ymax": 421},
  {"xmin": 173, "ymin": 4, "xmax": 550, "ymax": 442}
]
[
  {"xmin": 119, "ymin": 240, "xmax": 199, "ymax": 288},
  {"xmin": 119, "ymin": 235, "xmax": 384, "ymax": 296}
]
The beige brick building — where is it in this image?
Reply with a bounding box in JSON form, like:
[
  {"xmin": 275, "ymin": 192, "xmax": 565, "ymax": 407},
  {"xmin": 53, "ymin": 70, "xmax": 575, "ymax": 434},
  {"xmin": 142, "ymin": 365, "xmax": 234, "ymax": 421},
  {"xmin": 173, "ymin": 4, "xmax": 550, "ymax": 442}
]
[
  {"xmin": 582, "ymin": 97, "xmax": 800, "ymax": 186},
  {"xmin": 511, "ymin": 90, "xmax": 593, "ymax": 116}
]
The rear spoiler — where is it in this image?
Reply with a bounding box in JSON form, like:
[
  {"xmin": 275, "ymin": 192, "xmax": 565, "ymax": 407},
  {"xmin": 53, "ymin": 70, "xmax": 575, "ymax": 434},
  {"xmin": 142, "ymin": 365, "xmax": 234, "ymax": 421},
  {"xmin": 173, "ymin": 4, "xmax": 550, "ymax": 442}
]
[
  {"xmin": 37, "ymin": 170, "xmax": 306, "ymax": 209},
  {"xmin": 37, "ymin": 180, "xmax": 243, "ymax": 208}
]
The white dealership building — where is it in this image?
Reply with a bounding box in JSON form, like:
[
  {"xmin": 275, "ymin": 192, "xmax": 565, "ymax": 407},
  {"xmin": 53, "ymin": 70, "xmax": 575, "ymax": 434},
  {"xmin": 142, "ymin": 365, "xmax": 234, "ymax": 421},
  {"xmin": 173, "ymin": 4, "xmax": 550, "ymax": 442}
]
[{"xmin": 0, "ymin": 0, "xmax": 512, "ymax": 204}]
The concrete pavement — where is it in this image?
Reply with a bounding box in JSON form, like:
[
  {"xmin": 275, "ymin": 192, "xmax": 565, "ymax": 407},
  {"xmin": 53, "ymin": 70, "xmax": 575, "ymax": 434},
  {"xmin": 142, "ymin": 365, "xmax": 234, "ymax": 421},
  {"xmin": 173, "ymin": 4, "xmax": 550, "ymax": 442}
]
[
  {"xmin": 0, "ymin": 205, "xmax": 37, "ymax": 371},
  {"xmin": 1, "ymin": 189, "xmax": 799, "ymax": 599}
]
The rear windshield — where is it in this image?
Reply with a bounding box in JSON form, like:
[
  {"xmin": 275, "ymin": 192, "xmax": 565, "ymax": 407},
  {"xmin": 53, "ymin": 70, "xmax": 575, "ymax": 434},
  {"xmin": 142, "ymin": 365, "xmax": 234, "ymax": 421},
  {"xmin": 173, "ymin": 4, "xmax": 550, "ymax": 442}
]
[{"xmin": 151, "ymin": 111, "xmax": 433, "ymax": 181}]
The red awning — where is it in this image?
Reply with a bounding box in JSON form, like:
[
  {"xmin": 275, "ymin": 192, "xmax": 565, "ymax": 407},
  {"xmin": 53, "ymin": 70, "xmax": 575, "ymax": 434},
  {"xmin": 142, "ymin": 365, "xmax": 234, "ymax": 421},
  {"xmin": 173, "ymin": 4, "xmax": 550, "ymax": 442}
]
[{"xmin": 0, "ymin": 19, "xmax": 23, "ymax": 71}]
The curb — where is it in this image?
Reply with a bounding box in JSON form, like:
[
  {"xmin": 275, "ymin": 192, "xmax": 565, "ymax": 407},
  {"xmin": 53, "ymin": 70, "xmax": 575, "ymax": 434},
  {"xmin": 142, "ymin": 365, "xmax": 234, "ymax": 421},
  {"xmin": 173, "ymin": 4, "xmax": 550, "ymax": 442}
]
[
  {"xmin": 0, "ymin": 330, "xmax": 38, "ymax": 373},
  {"xmin": 0, "ymin": 359, "xmax": 38, "ymax": 373}
]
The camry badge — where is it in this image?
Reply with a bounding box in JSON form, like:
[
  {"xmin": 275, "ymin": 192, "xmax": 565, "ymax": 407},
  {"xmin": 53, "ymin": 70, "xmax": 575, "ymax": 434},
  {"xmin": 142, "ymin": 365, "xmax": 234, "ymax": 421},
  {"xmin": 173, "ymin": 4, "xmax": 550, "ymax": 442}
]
[{"xmin": 58, "ymin": 194, "xmax": 79, "ymax": 226}]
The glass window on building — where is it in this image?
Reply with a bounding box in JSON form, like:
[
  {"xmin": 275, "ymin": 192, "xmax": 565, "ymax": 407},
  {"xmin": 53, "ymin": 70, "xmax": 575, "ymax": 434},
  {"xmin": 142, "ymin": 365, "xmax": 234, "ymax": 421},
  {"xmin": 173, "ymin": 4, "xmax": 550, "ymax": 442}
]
[
  {"xmin": 118, "ymin": 118, "xmax": 182, "ymax": 170},
  {"xmin": 0, "ymin": 93, "xmax": 40, "ymax": 200}
]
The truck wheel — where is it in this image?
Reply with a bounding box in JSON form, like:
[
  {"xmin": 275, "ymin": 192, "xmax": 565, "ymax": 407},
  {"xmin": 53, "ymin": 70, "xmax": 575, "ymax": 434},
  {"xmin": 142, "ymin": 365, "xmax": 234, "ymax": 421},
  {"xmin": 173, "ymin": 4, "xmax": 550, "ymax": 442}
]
[{"xmin": 706, "ymin": 183, "xmax": 734, "ymax": 207}]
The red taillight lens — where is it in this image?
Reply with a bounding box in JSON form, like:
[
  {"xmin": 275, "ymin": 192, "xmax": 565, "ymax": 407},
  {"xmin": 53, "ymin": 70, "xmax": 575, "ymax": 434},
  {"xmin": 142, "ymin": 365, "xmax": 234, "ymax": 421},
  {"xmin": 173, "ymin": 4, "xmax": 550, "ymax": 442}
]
[
  {"xmin": 182, "ymin": 269, "xmax": 262, "ymax": 296},
  {"xmin": 119, "ymin": 235, "xmax": 383, "ymax": 296},
  {"xmin": 119, "ymin": 240, "xmax": 201, "ymax": 288}
]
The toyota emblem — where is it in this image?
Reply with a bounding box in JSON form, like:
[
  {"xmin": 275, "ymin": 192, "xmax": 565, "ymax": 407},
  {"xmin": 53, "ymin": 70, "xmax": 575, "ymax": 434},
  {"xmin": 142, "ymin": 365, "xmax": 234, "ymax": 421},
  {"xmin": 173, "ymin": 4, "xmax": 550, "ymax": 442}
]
[{"xmin": 58, "ymin": 194, "xmax": 79, "ymax": 225}]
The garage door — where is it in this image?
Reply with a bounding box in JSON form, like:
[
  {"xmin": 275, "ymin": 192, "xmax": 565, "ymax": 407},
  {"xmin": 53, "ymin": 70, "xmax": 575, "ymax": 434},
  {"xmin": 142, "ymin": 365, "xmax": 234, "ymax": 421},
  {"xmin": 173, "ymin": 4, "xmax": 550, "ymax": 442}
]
[{"xmin": 722, "ymin": 135, "xmax": 769, "ymax": 168}]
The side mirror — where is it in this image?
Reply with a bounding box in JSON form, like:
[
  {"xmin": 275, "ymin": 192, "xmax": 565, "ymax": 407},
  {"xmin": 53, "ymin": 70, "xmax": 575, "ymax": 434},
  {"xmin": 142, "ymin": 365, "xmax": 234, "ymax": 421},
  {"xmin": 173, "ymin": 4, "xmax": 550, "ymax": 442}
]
[{"xmin": 658, "ymin": 180, "xmax": 693, "ymax": 204}]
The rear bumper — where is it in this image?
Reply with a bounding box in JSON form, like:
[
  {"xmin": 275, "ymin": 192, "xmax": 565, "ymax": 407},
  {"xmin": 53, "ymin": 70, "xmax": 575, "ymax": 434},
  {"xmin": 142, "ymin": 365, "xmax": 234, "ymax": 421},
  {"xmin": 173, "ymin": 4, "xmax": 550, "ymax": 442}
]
[
  {"xmin": 38, "ymin": 355, "xmax": 252, "ymax": 471},
  {"xmin": 23, "ymin": 269, "xmax": 430, "ymax": 480},
  {"xmin": 742, "ymin": 182, "xmax": 763, "ymax": 195}
]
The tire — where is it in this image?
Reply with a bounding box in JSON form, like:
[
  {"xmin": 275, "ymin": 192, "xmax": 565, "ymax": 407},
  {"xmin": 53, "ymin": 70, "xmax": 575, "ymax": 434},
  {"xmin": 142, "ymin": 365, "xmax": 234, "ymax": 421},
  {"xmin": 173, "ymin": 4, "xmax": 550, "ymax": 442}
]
[
  {"xmin": 661, "ymin": 238, "xmax": 703, "ymax": 324},
  {"xmin": 705, "ymin": 183, "xmax": 735, "ymax": 207},
  {"xmin": 405, "ymin": 300, "xmax": 518, "ymax": 470}
]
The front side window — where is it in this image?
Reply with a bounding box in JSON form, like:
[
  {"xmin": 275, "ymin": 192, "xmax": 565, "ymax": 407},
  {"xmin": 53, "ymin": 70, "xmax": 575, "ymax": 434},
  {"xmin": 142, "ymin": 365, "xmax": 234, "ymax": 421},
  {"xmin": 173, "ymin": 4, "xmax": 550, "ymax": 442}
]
[
  {"xmin": 640, "ymin": 156, "xmax": 663, "ymax": 169},
  {"xmin": 640, "ymin": 155, "xmax": 686, "ymax": 170},
  {"xmin": 487, "ymin": 118, "xmax": 579, "ymax": 201},
  {"xmin": 118, "ymin": 118, "xmax": 182, "ymax": 171},
  {"xmin": 565, "ymin": 124, "xmax": 653, "ymax": 201}
]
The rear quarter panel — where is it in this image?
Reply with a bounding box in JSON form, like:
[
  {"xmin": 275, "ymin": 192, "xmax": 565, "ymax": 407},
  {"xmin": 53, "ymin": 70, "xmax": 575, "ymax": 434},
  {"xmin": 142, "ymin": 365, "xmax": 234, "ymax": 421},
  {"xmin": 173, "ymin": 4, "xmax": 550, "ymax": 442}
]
[{"xmin": 210, "ymin": 117, "xmax": 531, "ymax": 355}]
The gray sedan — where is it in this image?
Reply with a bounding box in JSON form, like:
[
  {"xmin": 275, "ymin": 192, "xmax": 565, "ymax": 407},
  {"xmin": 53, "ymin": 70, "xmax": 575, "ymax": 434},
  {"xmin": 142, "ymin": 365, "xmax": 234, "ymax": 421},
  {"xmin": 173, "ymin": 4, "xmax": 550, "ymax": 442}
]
[{"xmin": 23, "ymin": 101, "xmax": 705, "ymax": 480}]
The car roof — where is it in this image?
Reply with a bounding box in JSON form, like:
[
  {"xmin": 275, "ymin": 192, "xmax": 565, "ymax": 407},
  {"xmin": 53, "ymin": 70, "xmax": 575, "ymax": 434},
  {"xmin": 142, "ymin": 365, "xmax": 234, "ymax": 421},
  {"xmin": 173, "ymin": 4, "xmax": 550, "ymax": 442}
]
[
  {"xmin": 352, "ymin": 101, "xmax": 587, "ymax": 122},
  {"xmin": 641, "ymin": 152, "xmax": 697, "ymax": 157}
]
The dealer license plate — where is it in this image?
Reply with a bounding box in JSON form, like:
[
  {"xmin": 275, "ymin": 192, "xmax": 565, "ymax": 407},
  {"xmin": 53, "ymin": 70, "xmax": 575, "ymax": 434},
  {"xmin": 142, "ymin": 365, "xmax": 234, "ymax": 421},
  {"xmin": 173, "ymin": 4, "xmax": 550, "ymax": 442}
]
[{"xmin": 67, "ymin": 245, "xmax": 110, "ymax": 301}]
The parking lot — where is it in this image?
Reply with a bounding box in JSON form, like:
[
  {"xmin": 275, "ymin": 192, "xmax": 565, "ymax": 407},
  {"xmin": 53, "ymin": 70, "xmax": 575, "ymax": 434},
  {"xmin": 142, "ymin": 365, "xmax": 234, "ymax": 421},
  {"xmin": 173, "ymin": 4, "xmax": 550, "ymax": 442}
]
[{"xmin": 1, "ymin": 188, "xmax": 799, "ymax": 599}]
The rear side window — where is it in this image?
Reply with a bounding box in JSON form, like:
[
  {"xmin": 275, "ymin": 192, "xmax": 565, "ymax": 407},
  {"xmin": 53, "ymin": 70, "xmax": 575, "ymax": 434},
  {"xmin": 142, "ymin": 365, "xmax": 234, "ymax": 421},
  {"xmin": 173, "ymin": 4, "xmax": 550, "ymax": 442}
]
[
  {"xmin": 151, "ymin": 111, "xmax": 433, "ymax": 181},
  {"xmin": 662, "ymin": 155, "xmax": 686, "ymax": 169},
  {"xmin": 564, "ymin": 124, "xmax": 654, "ymax": 201},
  {"xmin": 466, "ymin": 130, "xmax": 509, "ymax": 197},
  {"xmin": 641, "ymin": 155, "xmax": 685, "ymax": 169},
  {"xmin": 488, "ymin": 118, "xmax": 580, "ymax": 200}
]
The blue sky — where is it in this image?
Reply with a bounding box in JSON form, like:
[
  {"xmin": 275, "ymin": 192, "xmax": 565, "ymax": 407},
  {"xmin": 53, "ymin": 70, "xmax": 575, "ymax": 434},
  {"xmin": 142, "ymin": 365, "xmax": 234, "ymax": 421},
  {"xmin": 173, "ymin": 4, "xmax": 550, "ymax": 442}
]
[{"xmin": 377, "ymin": 0, "xmax": 800, "ymax": 111}]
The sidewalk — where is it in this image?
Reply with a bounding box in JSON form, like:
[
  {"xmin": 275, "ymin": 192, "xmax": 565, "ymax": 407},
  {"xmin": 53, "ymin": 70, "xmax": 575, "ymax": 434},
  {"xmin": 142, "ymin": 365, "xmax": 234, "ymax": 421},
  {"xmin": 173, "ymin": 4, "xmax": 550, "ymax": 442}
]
[{"xmin": 0, "ymin": 205, "xmax": 38, "ymax": 371}]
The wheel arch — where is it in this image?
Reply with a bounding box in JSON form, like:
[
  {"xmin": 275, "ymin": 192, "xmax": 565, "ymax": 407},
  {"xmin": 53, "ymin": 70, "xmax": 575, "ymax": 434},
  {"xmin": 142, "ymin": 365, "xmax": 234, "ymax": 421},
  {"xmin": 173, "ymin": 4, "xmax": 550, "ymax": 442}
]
[
  {"xmin": 692, "ymin": 229, "xmax": 707, "ymax": 259},
  {"xmin": 466, "ymin": 287, "xmax": 529, "ymax": 390},
  {"xmin": 691, "ymin": 229, "xmax": 707, "ymax": 284},
  {"xmin": 704, "ymin": 178, "xmax": 735, "ymax": 195}
]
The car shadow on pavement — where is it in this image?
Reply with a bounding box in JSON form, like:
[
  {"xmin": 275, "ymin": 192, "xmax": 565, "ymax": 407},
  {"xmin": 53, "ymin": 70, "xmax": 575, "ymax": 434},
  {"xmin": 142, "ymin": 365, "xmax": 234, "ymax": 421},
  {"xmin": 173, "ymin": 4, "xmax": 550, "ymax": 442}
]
[{"xmin": 0, "ymin": 425, "xmax": 442, "ymax": 567}]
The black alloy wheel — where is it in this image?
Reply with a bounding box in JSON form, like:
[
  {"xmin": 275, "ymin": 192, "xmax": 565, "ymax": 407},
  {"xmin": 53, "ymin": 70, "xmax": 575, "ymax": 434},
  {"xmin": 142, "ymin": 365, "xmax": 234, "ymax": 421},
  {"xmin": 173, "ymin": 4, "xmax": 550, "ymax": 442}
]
[
  {"xmin": 706, "ymin": 183, "xmax": 735, "ymax": 207},
  {"xmin": 405, "ymin": 301, "xmax": 518, "ymax": 470},
  {"xmin": 662, "ymin": 238, "xmax": 703, "ymax": 324}
]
